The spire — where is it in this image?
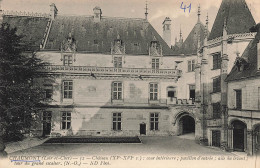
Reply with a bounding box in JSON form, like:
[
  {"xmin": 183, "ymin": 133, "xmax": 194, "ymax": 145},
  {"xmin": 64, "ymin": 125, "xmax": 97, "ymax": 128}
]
[
  {"xmin": 197, "ymin": 4, "xmax": 201, "ymax": 23},
  {"xmin": 145, "ymin": 1, "xmax": 148, "ymax": 20},
  {"xmin": 180, "ymin": 25, "xmax": 182, "ymax": 40}
]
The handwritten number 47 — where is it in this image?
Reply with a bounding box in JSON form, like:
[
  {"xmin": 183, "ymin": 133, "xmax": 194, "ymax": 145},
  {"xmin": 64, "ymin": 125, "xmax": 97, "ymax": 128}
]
[{"xmin": 180, "ymin": 2, "xmax": 191, "ymax": 13}]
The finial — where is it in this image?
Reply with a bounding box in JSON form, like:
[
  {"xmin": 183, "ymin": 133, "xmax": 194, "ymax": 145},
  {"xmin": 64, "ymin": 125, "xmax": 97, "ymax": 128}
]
[
  {"xmin": 197, "ymin": 4, "xmax": 201, "ymax": 22},
  {"xmin": 153, "ymin": 35, "xmax": 157, "ymax": 41},
  {"xmin": 180, "ymin": 25, "xmax": 182, "ymax": 40},
  {"xmin": 145, "ymin": 1, "xmax": 148, "ymax": 20},
  {"xmin": 117, "ymin": 34, "xmax": 120, "ymax": 40},
  {"xmin": 206, "ymin": 13, "xmax": 209, "ymax": 26},
  {"xmin": 224, "ymin": 17, "xmax": 227, "ymax": 30}
]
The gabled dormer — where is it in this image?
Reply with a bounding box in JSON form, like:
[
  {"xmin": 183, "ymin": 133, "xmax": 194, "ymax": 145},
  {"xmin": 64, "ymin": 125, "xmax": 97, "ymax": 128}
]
[
  {"xmin": 234, "ymin": 56, "xmax": 249, "ymax": 72},
  {"xmin": 60, "ymin": 33, "xmax": 77, "ymax": 65},
  {"xmin": 149, "ymin": 36, "xmax": 162, "ymax": 57},
  {"xmin": 111, "ymin": 34, "xmax": 125, "ymax": 55}
]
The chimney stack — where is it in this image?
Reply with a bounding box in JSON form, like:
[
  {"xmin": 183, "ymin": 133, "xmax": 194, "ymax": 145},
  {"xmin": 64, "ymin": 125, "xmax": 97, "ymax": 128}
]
[
  {"xmin": 50, "ymin": 3, "xmax": 58, "ymax": 20},
  {"xmin": 162, "ymin": 17, "xmax": 171, "ymax": 47},
  {"xmin": 93, "ymin": 6, "xmax": 102, "ymax": 23}
]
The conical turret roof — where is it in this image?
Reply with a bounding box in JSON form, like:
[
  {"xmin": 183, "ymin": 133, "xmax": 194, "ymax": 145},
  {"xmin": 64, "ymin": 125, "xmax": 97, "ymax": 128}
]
[{"xmin": 208, "ymin": 0, "xmax": 255, "ymax": 40}]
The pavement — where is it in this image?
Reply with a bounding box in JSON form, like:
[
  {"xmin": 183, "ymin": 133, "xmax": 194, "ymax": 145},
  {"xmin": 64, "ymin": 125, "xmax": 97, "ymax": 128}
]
[
  {"xmin": 5, "ymin": 137, "xmax": 49, "ymax": 154},
  {"xmin": 7, "ymin": 136, "xmax": 233, "ymax": 156}
]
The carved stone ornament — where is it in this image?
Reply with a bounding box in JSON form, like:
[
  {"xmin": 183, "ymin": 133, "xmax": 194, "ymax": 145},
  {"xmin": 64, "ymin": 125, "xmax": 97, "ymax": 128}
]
[{"xmin": 61, "ymin": 33, "xmax": 77, "ymax": 52}]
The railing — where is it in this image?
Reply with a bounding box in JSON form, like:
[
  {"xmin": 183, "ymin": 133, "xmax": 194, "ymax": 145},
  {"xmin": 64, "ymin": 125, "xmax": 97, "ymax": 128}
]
[
  {"xmin": 41, "ymin": 65, "xmax": 182, "ymax": 77},
  {"xmin": 166, "ymin": 98, "xmax": 194, "ymax": 105}
]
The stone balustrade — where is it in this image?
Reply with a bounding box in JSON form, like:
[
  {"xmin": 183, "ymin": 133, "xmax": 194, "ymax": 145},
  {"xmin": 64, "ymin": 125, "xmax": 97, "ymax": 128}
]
[{"xmin": 41, "ymin": 65, "xmax": 182, "ymax": 78}]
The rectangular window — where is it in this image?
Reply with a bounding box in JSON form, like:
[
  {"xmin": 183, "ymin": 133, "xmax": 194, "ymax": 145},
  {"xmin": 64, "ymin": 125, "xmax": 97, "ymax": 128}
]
[
  {"xmin": 63, "ymin": 55, "xmax": 73, "ymax": 66},
  {"xmin": 213, "ymin": 53, "xmax": 221, "ymax": 70},
  {"xmin": 43, "ymin": 111, "xmax": 52, "ymax": 122},
  {"xmin": 235, "ymin": 90, "xmax": 242, "ymax": 110},
  {"xmin": 114, "ymin": 56, "xmax": 122, "ymax": 68},
  {"xmin": 112, "ymin": 82, "xmax": 122, "ymax": 100},
  {"xmin": 152, "ymin": 58, "xmax": 160, "ymax": 69},
  {"xmin": 150, "ymin": 113, "xmax": 159, "ymax": 130},
  {"xmin": 213, "ymin": 76, "xmax": 221, "ymax": 93},
  {"xmin": 188, "ymin": 60, "xmax": 195, "ymax": 72},
  {"xmin": 149, "ymin": 83, "xmax": 158, "ymax": 100},
  {"xmin": 112, "ymin": 113, "xmax": 122, "ymax": 131},
  {"xmin": 44, "ymin": 84, "xmax": 53, "ymax": 99},
  {"xmin": 189, "ymin": 85, "xmax": 195, "ymax": 102},
  {"xmin": 212, "ymin": 102, "xmax": 221, "ymax": 119},
  {"xmin": 61, "ymin": 112, "xmax": 71, "ymax": 130},
  {"xmin": 63, "ymin": 81, "xmax": 73, "ymax": 99}
]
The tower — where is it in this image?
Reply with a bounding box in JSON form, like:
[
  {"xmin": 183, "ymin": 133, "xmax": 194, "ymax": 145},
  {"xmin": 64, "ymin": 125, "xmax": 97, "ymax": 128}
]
[{"xmin": 162, "ymin": 17, "xmax": 171, "ymax": 47}]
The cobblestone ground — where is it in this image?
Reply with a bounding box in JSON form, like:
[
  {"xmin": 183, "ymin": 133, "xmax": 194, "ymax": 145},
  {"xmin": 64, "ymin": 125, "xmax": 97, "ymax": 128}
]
[{"xmin": 9, "ymin": 136, "xmax": 233, "ymax": 156}]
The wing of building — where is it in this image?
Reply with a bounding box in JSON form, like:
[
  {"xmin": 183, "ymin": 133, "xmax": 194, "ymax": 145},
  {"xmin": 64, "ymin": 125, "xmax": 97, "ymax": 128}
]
[{"xmin": 1, "ymin": 0, "xmax": 260, "ymax": 155}]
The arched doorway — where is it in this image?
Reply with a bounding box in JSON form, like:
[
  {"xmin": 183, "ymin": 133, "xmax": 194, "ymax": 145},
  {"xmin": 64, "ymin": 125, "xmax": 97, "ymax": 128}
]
[
  {"xmin": 179, "ymin": 115, "xmax": 195, "ymax": 135},
  {"xmin": 232, "ymin": 120, "xmax": 247, "ymax": 152}
]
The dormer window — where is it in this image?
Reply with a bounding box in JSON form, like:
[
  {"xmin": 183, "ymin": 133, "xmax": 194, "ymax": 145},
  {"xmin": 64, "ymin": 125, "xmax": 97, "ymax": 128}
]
[
  {"xmin": 234, "ymin": 57, "xmax": 248, "ymax": 72},
  {"xmin": 149, "ymin": 36, "xmax": 162, "ymax": 56}
]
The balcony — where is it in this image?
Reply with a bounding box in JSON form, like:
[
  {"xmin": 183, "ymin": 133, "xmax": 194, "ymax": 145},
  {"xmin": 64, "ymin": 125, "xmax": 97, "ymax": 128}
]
[
  {"xmin": 166, "ymin": 97, "xmax": 194, "ymax": 105},
  {"xmin": 40, "ymin": 65, "xmax": 182, "ymax": 79}
]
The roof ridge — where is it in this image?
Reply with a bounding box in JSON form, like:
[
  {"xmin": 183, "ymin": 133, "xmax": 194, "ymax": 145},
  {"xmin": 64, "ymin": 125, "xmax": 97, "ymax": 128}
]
[
  {"xmin": 55, "ymin": 14, "xmax": 145, "ymax": 21},
  {"xmin": 3, "ymin": 10, "xmax": 49, "ymax": 18}
]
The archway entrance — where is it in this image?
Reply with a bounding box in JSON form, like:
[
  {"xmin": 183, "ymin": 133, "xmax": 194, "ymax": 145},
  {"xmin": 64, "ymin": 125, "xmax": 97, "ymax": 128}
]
[
  {"xmin": 179, "ymin": 115, "xmax": 195, "ymax": 135},
  {"xmin": 232, "ymin": 120, "xmax": 247, "ymax": 152}
]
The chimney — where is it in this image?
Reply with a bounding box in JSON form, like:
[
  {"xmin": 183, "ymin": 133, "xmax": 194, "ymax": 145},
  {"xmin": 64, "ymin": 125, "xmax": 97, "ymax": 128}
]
[
  {"xmin": 50, "ymin": 3, "xmax": 58, "ymax": 20},
  {"xmin": 162, "ymin": 17, "xmax": 171, "ymax": 47},
  {"xmin": 93, "ymin": 6, "xmax": 102, "ymax": 23}
]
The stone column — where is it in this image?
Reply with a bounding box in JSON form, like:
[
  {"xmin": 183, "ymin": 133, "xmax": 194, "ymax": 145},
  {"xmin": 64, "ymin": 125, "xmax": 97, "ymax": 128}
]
[
  {"xmin": 199, "ymin": 30, "xmax": 209, "ymax": 144},
  {"xmin": 221, "ymin": 20, "xmax": 229, "ymax": 150},
  {"xmin": 247, "ymin": 129, "xmax": 253, "ymax": 155},
  {"xmin": 227, "ymin": 126, "xmax": 233, "ymax": 151}
]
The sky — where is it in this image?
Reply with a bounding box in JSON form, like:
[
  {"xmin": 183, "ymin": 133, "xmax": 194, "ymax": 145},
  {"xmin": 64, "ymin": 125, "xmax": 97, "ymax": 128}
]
[{"xmin": 1, "ymin": 0, "xmax": 260, "ymax": 46}]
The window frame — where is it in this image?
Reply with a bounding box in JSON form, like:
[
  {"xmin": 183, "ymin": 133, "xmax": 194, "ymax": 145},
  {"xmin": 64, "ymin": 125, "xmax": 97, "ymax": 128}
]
[
  {"xmin": 151, "ymin": 58, "xmax": 160, "ymax": 69},
  {"xmin": 63, "ymin": 81, "xmax": 73, "ymax": 99},
  {"xmin": 113, "ymin": 56, "xmax": 123, "ymax": 68},
  {"xmin": 212, "ymin": 53, "xmax": 221, "ymax": 70},
  {"xmin": 150, "ymin": 112, "xmax": 159, "ymax": 131},
  {"xmin": 212, "ymin": 102, "xmax": 221, "ymax": 119},
  {"xmin": 149, "ymin": 83, "xmax": 158, "ymax": 101},
  {"xmin": 63, "ymin": 55, "xmax": 73, "ymax": 66},
  {"xmin": 187, "ymin": 59, "xmax": 195, "ymax": 72},
  {"xmin": 213, "ymin": 76, "xmax": 221, "ymax": 93},
  {"xmin": 235, "ymin": 89, "xmax": 242, "ymax": 110},
  {"xmin": 112, "ymin": 112, "xmax": 122, "ymax": 131},
  {"xmin": 61, "ymin": 112, "xmax": 71, "ymax": 130},
  {"xmin": 112, "ymin": 82, "xmax": 123, "ymax": 100}
]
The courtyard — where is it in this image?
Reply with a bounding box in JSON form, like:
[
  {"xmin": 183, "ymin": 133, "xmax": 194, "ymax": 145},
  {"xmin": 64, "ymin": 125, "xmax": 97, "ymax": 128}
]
[{"xmin": 9, "ymin": 135, "xmax": 233, "ymax": 156}]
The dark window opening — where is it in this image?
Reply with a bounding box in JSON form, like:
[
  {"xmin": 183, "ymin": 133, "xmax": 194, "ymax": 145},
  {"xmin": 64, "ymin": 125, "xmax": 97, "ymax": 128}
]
[{"xmin": 235, "ymin": 90, "xmax": 242, "ymax": 110}]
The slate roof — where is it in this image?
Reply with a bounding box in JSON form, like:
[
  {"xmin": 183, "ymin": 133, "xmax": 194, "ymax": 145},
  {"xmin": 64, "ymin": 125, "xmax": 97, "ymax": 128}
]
[
  {"xmin": 208, "ymin": 0, "xmax": 255, "ymax": 40},
  {"xmin": 226, "ymin": 23, "xmax": 260, "ymax": 82},
  {"xmin": 172, "ymin": 21, "xmax": 208, "ymax": 55},
  {"xmin": 3, "ymin": 16, "xmax": 49, "ymax": 51},
  {"xmin": 44, "ymin": 15, "xmax": 175, "ymax": 55}
]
